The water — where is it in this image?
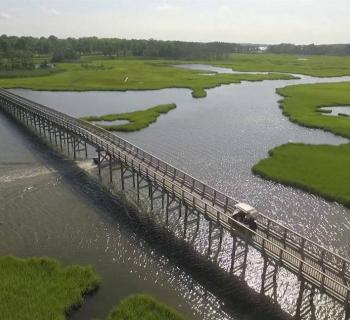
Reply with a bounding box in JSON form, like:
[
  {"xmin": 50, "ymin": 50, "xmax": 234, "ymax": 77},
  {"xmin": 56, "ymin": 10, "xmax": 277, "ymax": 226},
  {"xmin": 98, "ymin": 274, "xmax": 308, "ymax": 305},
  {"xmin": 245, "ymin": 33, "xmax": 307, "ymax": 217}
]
[
  {"xmin": 3, "ymin": 65, "xmax": 350, "ymax": 319},
  {"xmin": 174, "ymin": 63, "xmax": 269, "ymax": 74},
  {"xmin": 0, "ymin": 115, "xmax": 235, "ymax": 320},
  {"xmin": 319, "ymin": 106, "xmax": 350, "ymax": 117},
  {"xmin": 92, "ymin": 120, "xmax": 130, "ymax": 126}
]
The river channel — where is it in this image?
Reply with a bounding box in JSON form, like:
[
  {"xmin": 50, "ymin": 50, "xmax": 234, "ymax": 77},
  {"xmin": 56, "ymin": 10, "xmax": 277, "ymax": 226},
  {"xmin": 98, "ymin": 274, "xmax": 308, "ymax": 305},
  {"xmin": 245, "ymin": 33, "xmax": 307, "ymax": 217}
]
[{"xmin": 1, "ymin": 65, "xmax": 350, "ymax": 319}]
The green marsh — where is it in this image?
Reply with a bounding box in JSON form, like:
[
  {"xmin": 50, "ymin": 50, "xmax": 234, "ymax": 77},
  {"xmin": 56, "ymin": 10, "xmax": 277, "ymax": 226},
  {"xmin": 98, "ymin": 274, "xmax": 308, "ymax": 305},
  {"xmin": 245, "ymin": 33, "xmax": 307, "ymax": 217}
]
[
  {"xmin": 253, "ymin": 81, "xmax": 350, "ymax": 207},
  {"xmin": 81, "ymin": 103, "xmax": 176, "ymax": 132}
]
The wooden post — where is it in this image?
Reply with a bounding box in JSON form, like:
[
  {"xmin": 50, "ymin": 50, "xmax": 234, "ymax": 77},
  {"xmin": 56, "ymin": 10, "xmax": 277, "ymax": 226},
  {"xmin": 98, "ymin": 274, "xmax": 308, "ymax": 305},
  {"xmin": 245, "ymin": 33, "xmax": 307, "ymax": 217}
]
[
  {"xmin": 120, "ymin": 162, "xmax": 125, "ymax": 190},
  {"xmin": 97, "ymin": 149, "xmax": 101, "ymax": 177},
  {"xmin": 109, "ymin": 155, "xmax": 113, "ymax": 183},
  {"xmin": 207, "ymin": 220, "xmax": 213, "ymax": 257},
  {"xmin": 137, "ymin": 173, "xmax": 140, "ymax": 203},
  {"xmin": 183, "ymin": 206, "xmax": 188, "ymax": 238}
]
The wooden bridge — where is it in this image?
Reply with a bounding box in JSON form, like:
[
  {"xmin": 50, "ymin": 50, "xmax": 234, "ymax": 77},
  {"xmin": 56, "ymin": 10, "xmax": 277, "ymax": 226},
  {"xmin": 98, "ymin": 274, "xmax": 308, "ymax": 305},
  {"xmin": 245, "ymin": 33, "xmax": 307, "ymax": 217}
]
[{"xmin": 1, "ymin": 88, "xmax": 349, "ymax": 319}]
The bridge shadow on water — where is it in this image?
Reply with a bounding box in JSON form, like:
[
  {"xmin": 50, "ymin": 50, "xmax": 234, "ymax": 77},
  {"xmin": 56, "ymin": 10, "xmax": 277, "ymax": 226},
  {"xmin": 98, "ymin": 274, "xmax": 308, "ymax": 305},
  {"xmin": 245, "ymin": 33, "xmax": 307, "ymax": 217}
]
[{"xmin": 1, "ymin": 112, "xmax": 292, "ymax": 320}]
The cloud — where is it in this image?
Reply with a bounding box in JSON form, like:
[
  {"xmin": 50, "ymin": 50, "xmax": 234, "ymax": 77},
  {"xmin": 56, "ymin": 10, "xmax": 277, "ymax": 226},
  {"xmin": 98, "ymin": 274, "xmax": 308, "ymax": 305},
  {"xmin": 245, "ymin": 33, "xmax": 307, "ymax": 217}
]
[
  {"xmin": 0, "ymin": 12, "xmax": 11, "ymax": 20},
  {"xmin": 40, "ymin": 7, "xmax": 60, "ymax": 16},
  {"xmin": 156, "ymin": 3, "xmax": 179, "ymax": 12}
]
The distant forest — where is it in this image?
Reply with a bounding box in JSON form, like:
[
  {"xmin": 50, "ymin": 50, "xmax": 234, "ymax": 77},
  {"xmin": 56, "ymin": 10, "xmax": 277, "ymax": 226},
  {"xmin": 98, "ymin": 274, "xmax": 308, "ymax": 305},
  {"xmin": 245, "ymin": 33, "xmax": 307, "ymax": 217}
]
[
  {"xmin": 1, "ymin": 35, "xmax": 350, "ymax": 71},
  {"xmin": 0, "ymin": 35, "xmax": 259, "ymax": 70},
  {"xmin": 267, "ymin": 43, "xmax": 350, "ymax": 55}
]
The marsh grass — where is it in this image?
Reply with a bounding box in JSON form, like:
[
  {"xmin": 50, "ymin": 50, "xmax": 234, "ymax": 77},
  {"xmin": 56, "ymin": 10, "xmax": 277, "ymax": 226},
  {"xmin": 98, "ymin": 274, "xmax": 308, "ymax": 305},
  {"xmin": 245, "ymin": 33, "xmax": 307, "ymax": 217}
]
[
  {"xmin": 0, "ymin": 256, "xmax": 100, "ymax": 320},
  {"xmin": 0, "ymin": 68, "xmax": 61, "ymax": 79},
  {"xmin": 107, "ymin": 294, "xmax": 185, "ymax": 320},
  {"xmin": 210, "ymin": 53, "xmax": 350, "ymax": 77},
  {"xmin": 276, "ymin": 82, "xmax": 350, "ymax": 139},
  {"xmin": 0, "ymin": 58, "xmax": 295, "ymax": 98},
  {"xmin": 81, "ymin": 103, "xmax": 176, "ymax": 131},
  {"xmin": 253, "ymin": 143, "xmax": 350, "ymax": 208},
  {"xmin": 253, "ymin": 81, "xmax": 350, "ymax": 207}
]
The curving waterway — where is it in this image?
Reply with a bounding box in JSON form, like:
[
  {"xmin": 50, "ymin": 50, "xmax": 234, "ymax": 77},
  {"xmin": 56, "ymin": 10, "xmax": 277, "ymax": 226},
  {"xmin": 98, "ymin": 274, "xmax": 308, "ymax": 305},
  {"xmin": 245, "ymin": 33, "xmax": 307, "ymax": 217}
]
[{"xmin": 1, "ymin": 65, "xmax": 350, "ymax": 319}]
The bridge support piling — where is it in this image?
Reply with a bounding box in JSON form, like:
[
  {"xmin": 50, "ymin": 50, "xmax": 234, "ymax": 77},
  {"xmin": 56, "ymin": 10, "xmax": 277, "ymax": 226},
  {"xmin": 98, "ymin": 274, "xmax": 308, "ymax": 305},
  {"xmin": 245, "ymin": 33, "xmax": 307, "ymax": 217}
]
[
  {"xmin": 67, "ymin": 133, "xmax": 71, "ymax": 155},
  {"xmin": 207, "ymin": 221, "xmax": 223, "ymax": 260},
  {"xmin": 136, "ymin": 173, "xmax": 140, "ymax": 202},
  {"xmin": 149, "ymin": 184, "xmax": 154, "ymax": 210},
  {"xmin": 58, "ymin": 131, "xmax": 63, "ymax": 150},
  {"xmin": 165, "ymin": 193, "xmax": 170, "ymax": 225},
  {"xmin": 183, "ymin": 206, "xmax": 189, "ymax": 238},
  {"xmin": 109, "ymin": 155, "xmax": 113, "ymax": 183},
  {"xmin": 260, "ymin": 256, "xmax": 278, "ymax": 303},
  {"xmin": 53, "ymin": 128, "xmax": 58, "ymax": 146},
  {"xmin": 136, "ymin": 174, "xmax": 151, "ymax": 203},
  {"xmin": 188, "ymin": 210, "xmax": 201, "ymax": 244},
  {"xmin": 294, "ymin": 281, "xmax": 316, "ymax": 320},
  {"xmin": 97, "ymin": 148, "xmax": 101, "ymax": 176},
  {"xmin": 213, "ymin": 226, "xmax": 224, "ymax": 262},
  {"xmin": 120, "ymin": 162, "xmax": 125, "ymax": 190},
  {"xmin": 47, "ymin": 122, "xmax": 52, "ymax": 143},
  {"xmin": 230, "ymin": 236, "xmax": 249, "ymax": 280},
  {"xmin": 73, "ymin": 136, "xmax": 77, "ymax": 160},
  {"xmin": 38, "ymin": 118, "xmax": 42, "ymax": 136}
]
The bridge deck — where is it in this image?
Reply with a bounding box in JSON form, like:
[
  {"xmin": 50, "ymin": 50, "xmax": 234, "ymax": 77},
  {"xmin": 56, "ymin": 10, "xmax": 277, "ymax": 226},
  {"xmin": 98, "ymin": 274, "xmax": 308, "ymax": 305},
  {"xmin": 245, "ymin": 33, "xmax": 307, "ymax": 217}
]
[{"xmin": 0, "ymin": 88, "xmax": 349, "ymax": 308}]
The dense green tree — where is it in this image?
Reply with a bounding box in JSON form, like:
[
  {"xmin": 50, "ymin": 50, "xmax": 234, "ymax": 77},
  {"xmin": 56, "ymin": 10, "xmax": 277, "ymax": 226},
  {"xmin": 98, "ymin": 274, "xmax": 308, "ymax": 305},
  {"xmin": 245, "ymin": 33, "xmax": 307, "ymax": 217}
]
[
  {"xmin": 0, "ymin": 35, "xmax": 260, "ymax": 63},
  {"xmin": 267, "ymin": 43, "xmax": 350, "ymax": 55},
  {"xmin": 1, "ymin": 35, "xmax": 349, "ymax": 71}
]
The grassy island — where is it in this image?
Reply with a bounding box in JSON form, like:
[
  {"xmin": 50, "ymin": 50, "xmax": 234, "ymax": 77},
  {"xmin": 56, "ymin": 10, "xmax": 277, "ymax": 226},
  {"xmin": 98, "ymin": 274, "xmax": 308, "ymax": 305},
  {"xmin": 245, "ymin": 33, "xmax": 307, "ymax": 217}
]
[
  {"xmin": 107, "ymin": 294, "xmax": 185, "ymax": 320},
  {"xmin": 253, "ymin": 81, "xmax": 350, "ymax": 207},
  {"xmin": 253, "ymin": 143, "xmax": 350, "ymax": 207},
  {"xmin": 276, "ymin": 81, "xmax": 350, "ymax": 138},
  {"xmin": 0, "ymin": 256, "xmax": 100, "ymax": 320},
  {"xmin": 81, "ymin": 103, "xmax": 176, "ymax": 131},
  {"xmin": 0, "ymin": 58, "xmax": 295, "ymax": 98}
]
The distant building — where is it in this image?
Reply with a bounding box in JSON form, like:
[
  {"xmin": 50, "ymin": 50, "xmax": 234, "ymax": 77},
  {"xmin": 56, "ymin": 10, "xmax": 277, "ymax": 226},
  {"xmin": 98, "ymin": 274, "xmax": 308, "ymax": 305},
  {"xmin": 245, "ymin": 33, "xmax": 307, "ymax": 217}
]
[{"xmin": 258, "ymin": 46, "xmax": 268, "ymax": 52}]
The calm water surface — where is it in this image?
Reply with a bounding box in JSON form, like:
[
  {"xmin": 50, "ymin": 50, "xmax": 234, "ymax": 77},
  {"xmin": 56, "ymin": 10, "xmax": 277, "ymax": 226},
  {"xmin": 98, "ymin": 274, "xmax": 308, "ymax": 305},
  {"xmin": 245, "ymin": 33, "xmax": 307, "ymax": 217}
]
[
  {"xmin": 320, "ymin": 106, "xmax": 350, "ymax": 117},
  {"xmin": 174, "ymin": 63, "xmax": 269, "ymax": 74},
  {"xmin": 3, "ymin": 65, "xmax": 350, "ymax": 319}
]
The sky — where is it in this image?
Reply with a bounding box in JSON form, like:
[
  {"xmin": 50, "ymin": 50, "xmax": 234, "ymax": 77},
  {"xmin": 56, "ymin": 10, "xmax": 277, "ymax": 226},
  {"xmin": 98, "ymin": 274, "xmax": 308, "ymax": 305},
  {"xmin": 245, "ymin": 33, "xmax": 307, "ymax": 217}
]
[{"xmin": 0, "ymin": 0, "xmax": 349, "ymax": 44}]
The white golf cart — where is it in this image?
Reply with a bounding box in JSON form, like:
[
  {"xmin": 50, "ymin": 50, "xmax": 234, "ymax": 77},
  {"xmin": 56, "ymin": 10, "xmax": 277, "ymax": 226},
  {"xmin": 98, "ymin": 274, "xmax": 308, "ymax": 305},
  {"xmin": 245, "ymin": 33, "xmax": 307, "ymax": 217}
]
[{"xmin": 230, "ymin": 202, "xmax": 259, "ymax": 231}]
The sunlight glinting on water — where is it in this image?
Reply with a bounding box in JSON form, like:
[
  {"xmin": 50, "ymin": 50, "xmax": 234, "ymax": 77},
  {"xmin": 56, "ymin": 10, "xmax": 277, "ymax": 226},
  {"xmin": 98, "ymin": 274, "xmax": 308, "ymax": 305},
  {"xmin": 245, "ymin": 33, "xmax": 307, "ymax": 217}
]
[{"xmin": 2, "ymin": 65, "xmax": 350, "ymax": 319}]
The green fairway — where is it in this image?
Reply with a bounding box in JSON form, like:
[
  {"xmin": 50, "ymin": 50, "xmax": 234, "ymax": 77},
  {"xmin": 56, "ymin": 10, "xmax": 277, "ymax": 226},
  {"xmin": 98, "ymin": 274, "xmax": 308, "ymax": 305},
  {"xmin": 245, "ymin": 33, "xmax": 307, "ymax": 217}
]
[
  {"xmin": 0, "ymin": 58, "xmax": 295, "ymax": 98},
  {"xmin": 107, "ymin": 294, "xmax": 185, "ymax": 320},
  {"xmin": 253, "ymin": 81, "xmax": 350, "ymax": 207},
  {"xmin": 211, "ymin": 53, "xmax": 350, "ymax": 77},
  {"xmin": 81, "ymin": 103, "xmax": 176, "ymax": 131},
  {"xmin": 0, "ymin": 256, "xmax": 100, "ymax": 320}
]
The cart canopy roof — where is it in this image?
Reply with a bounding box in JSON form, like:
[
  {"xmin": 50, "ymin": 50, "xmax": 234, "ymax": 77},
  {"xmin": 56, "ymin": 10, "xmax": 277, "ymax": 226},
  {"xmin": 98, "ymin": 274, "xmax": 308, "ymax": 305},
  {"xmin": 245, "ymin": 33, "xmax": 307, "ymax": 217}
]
[{"xmin": 234, "ymin": 203, "xmax": 259, "ymax": 218}]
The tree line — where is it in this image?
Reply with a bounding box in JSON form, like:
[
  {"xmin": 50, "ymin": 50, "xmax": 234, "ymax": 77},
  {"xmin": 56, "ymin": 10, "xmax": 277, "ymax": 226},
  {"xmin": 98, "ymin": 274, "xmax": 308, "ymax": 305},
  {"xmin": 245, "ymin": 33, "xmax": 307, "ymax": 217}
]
[
  {"xmin": 0, "ymin": 35, "xmax": 260, "ymax": 70},
  {"xmin": 2, "ymin": 35, "xmax": 350, "ymax": 71},
  {"xmin": 267, "ymin": 43, "xmax": 350, "ymax": 56}
]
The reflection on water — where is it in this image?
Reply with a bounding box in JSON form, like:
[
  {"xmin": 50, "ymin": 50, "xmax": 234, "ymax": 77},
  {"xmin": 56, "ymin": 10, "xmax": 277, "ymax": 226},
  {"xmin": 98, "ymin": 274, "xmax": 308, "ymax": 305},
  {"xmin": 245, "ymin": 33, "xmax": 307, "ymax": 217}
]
[{"xmin": 3, "ymin": 64, "xmax": 350, "ymax": 319}]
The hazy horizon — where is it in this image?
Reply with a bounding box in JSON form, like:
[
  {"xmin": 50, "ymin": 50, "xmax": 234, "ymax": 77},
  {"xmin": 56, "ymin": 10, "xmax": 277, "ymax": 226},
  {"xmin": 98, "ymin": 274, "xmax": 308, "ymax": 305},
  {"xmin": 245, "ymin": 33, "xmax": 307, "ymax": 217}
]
[{"xmin": 0, "ymin": 0, "xmax": 349, "ymax": 45}]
